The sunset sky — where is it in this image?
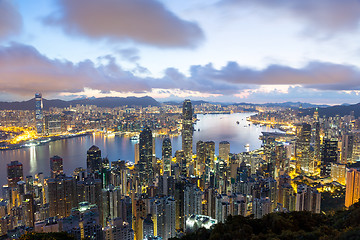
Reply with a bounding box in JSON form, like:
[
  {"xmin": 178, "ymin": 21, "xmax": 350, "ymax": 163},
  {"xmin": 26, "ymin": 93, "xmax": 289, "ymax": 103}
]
[{"xmin": 1, "ymin": 0, "xmax": 360, "ymax": 104}]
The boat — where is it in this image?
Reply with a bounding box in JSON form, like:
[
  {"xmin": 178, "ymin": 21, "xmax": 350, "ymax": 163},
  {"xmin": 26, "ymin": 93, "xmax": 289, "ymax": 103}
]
[
  {"xmin": 130, "ymin": 135, "xmax": 139, "ymax": 141},
  {"xmin": 244, "ymin": 144, "xmax": 250, "ymax": 148},
  {"xmin": 236, "ymin": 121, "xmax": 239, "ymax": 124},
  {"xmin": 198, "ymin": 129, "xmax": 200, "ymax": 131}
]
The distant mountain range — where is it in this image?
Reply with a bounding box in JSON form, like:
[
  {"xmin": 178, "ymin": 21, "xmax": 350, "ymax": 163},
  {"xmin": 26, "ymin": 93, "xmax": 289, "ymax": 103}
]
[
  {"xmin": 0, "ymin": 96, "xmax": 160, "ymax": 110},
  {"xmin": 301, "ymin": 103, "xmax": 360, "ymax": 118},
  {"xmin": 164, "ymin": 100, "xmax": 329, "ymax": 109}
]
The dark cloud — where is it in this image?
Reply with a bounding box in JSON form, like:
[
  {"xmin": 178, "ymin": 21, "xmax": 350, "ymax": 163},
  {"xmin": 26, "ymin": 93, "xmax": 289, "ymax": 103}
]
[
  {"xmin": 0, "ymin": 0, "xmax": 22, "ymax": 39},
  {"xmin": 1, "ymin": 43, "xmax": 360, "ymax": 99},
  {"xmin": 44, "ymin": 0, "xmax": 204, "ymax": 48},
  {"xmin": 221, "ymin": 0, "xmax": 360, "ymax": 34}
]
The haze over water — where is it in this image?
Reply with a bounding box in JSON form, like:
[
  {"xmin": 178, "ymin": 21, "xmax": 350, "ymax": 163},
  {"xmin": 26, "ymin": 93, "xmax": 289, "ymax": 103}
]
[{"xmin": 0, "ymin": 113, "xmax": 280, "ymax": 187}]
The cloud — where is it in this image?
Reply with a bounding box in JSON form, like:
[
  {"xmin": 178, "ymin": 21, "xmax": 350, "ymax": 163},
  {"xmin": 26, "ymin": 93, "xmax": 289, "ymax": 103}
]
[
  {"xmin": 116, "ymin": 48, "xmax": 140, "ymax": 62},
  {"xmin": 220, "ymin": 0, "xmax": 360, "ymax": 34},
  {"xmin": 44, "ymin": 0, "xmax": 204, "ymax": 48},
  {"xmin": 0, "ymin": 43, "xmax": 152, "ymax": 96},
  {"xmin": 1, "ymin": 43, "xmax": 360, "ymax": 100},
  {"xmin": 0, "ymin": 0, "xmax": 22, "ymax": 39},
  {"xmin": 184, "ymin": 61, "xmax": 360, "ymax": 91}
]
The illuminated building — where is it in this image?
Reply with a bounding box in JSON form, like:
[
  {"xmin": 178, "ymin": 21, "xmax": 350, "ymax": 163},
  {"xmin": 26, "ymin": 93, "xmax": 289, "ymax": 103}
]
[
  {"xmin": 7, "ymin": 161, "xmax": 23, "ymax": 188},
  {"xmin": 340, "ymin": 134, "xmax": 354, "ymax": 164},
  {"xmin": 296, "ymin": 123, "xmax": 312, "ymax": 174},
  {"xmin": 47, "ymin": 176, "xmax": 76, "ymax": 218},
  {"xmin": 313, "ymin": 108, "xmax": 321, "ymax": 167},
  {"xmin": 219, "ymin": 141, "xmax": 230, "ymax": 163},
  {"xmin": 331, "ymin": 163, "xmax": 346, "ymax": 185},
  {"xmin": 182, "ymin": 100, "xmax": 193, "ymax": 161},
  {"xmin": 35, "ymin": 93, "xmax": 43, "ymax": 135},
  {"xmin": 252, "ymin": 198, "xmax": 272, "ymax": 219},
  {"xmin": 184, "ymin": 185, "xmax": 202, "ymax": 225},
  {"xmin": 139, "ymin": 126, "xmax": 153, "ymax": 185},
  {"xmin": 321, "ymin": 138, "xmax": 338, "ymax": 177},
  {"xmin": 87, "ymin": 145, "xmax": 102, "ymax": 174},
  {"xmin": 44, "ymin": 114, "xmax": 62, "ymax": 135},
  {"xmin": 175, "ymin": 150, "xmax": 186, "ymax": 177},
  {"xmin": 162, "ymin": 138, "xmax": 172, "ymax": 175},
  {"xmin": 345, "ymin": 167, "xmax": 360, "ymax": 208},
  {"xmin": 22, "ymin": 194, "xmax": 35, "ymax": 228},
  {"xmin": 196, "ymin": 141, "xmax": 205, "ymax": 175},
  {"xmin": 50, "ymin": 155, "xmax": 64, "ymax": 178},
  {"xmin": 205, "ymin": 141, "xmax": 215, "ymax": 168},
  {"xmin": 185, "ymin": 215, "xmax": 217, "ymax": 233}
]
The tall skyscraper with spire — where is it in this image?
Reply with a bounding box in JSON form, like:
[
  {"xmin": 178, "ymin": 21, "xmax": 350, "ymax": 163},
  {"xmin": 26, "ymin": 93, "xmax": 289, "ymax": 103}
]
[
  {"xmin": 35, "ymin": 93, "xmax": 43, "ymax": 134},
  {"xmin": 182, "ymin": 99, "xmax": 193, "ymax": 162}
]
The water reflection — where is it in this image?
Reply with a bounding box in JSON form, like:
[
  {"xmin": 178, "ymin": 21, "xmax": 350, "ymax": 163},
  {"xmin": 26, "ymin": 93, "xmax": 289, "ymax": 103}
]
[{"xmin": 0, "ymin": 113, "xmax": 279, "ymax": 187}]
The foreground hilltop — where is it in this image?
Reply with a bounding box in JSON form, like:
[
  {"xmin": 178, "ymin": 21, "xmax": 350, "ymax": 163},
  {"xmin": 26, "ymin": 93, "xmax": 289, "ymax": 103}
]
[{"xmin": 171, "ymin": 202, "xmax": 360, "ymax": 240}]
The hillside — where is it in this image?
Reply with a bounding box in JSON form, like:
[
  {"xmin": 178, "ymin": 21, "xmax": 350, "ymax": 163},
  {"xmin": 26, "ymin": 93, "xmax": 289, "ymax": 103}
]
[
  {"xmin": 0, "ymin": 96, "xmax": 160, "ymax": 110},
  {"xmin": 172, "ymin": 202, "xmax": 360, "ymax": 240},
  {"xmin": 301, "ymin": 103, "xmax": 360, "ymax": 118}
]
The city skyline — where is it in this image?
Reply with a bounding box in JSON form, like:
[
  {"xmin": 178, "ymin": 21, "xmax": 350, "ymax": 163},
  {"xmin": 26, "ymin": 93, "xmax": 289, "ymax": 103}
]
[{"xmin": 1, "ymin": 0, "xmax": 360, "ymax": 104}]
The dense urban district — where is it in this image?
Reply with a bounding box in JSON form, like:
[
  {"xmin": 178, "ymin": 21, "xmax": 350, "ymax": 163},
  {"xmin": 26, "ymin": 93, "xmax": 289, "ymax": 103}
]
[{"xmin": 0, "ymin": 94, "xmax": 359, "ymax": 240}]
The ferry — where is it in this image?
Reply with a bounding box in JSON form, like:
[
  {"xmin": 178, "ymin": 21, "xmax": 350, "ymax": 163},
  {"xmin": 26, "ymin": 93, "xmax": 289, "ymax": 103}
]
[{"xmin": 130, "ymin": 135, "xmax": 139, "ymax": 141}]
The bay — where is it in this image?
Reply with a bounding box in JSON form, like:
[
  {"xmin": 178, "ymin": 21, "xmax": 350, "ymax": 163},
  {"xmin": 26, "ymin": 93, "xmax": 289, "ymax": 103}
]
[{"xmin": 0, "ymin": 113, "xmax": 279, "ymax": 187}]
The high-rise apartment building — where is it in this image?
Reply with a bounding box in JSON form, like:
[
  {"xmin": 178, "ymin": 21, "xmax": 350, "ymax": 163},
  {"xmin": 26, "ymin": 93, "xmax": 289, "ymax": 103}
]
[
  {"xmin": 345, "ymin": 167, "xmax": 360, "ymax": 208},
  {"xmin": 50, "ymin": 155, "xmax": 64, "ymax": 178}
]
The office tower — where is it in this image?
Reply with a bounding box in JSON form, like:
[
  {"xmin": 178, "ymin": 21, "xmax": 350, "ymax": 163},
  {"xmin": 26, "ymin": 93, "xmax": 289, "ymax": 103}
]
[
  {"xmin": 175, "ymin": 150, "xmax": 186, "ymax": 176},
  {"xmin": 196, "ymin": 141, "xmax": 205, "ymax": 175},
  {"xmin": 345, "ymin": 167, "xmax": 360, "ymax": 207},
  {"xmin": 7, "ymin": 161, "xmax": 23, "ymax": 188},
  {"xmin": 321, "ymin": 138, "xmax": 338, "ymax": 177},
  {"xmin": 340, "ymin": 134, "xmax": 354, "ymax": 164},
  {"xmin": 162, "ymin": 138, "xmax": 172, "ymax": 175},
  {"xmin": 139, "ymin": 126, "xmax": 153, "ymax": 185},
  {"xmin": 296, "ymin": 123, "xmax": 312, "ymax": 174},
  {"xmin": 87, "ymin": 145, "xmax": 102, "ymax": 174},
  {"xmin": 134, "ymin": 143, "xmax": 139, "ymax": 164},
  {"xmin": 47, "ymin": 176, "xmax": 76, "ymax": 218},
  {"xmin": 182, "ymin": 100, "xmax": 193, "ymax": 161},
  {"xmin": 313, "ymin": 111, "xmax": 321, "ymax": 169},
  {"xmin": 219, "ymin": 141, "xmax": 230, "ymax": 163},
  {"xmin": 44, "ymin": 114, "xmax": 62, "ymax": 135},
  {"xmin": 205, "ymin": 141, "xmax": 215, "ymax": 167},
  {"xmin": 50, "ymin": 155, "xmax": 64, "ymax": 178},
  {"xmin": 35, "ymin": 93, "xmax": 43, "ymax": 135}
]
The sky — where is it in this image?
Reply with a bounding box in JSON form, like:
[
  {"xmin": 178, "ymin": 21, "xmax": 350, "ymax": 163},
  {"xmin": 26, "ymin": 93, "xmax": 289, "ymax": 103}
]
[{"xmin": 1, "ymin": 0, "xmax": 360, "ymax": 104}]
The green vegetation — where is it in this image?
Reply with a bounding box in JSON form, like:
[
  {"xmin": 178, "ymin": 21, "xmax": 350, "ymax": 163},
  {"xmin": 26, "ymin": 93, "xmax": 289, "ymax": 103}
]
[
  {"xmin": 171, "ymin": 202, "xmax": 360, "ymax": 240},
  {"xmin": 19, "ymin": 232, "xmax": 75, "ymax": 240}
]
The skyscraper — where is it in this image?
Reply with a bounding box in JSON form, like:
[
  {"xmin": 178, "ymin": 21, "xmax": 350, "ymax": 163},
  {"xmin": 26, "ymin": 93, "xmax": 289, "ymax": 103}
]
[
  {"xmin": 139, "ymin": 126, "xmax": 153, "ymax": 185},
  {"xmin": 7, "ymin": 161, "xmax": 24, "ymax": 188},
  {"xmin": 35, "ymin": 93, "xmax": 43, "ymax": 134},
  {"xmin": 219, "ymin": 141, "xmax": 230, "ymax": 163},
  {"xmin": 296, "ymin": 123, "xmax": 312, "ymax": 174},
  {"xmin": 87, "ymin": 145, "xmax": 102, "ymax": 174},
  {"xmin": 50, "ymin": 155, "xmax": 64, "ymax": 178},
  {"xmin": 162, "ymin": 138, "xmax": 172, "ymax": 175},
  {"xmin": 182, "ymin": 100, "xmax": 193, "ymax": 162}
]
